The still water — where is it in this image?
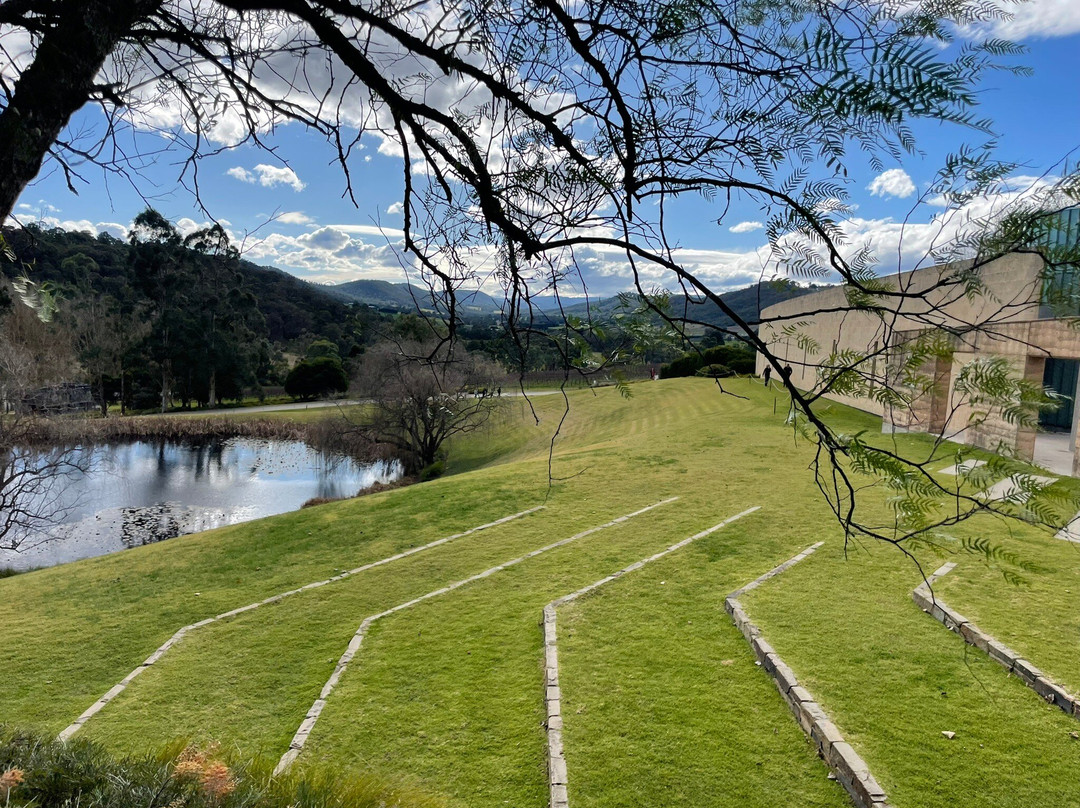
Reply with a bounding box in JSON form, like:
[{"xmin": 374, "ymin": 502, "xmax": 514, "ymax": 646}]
[{"xmin": 1, "ymin": 438, "xmax": 402, "ymax": 570}]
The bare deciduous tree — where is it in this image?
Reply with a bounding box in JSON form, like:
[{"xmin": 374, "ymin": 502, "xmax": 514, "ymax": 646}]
[
  {"xmin": 0, "ymin": 275, "xmax": 86, "ymax": 553},
  {"xmin": 353, "ymin": 341, "xmax": 502, "ymax": 474}
]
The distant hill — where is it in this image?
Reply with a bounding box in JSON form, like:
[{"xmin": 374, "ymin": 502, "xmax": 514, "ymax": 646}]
[
  {"xmin": 328, "ymin": 279, "xmax": 504, "ymax": 316},
  {"xmin": 1, "ymin": 225, "xmax": 359, "ymax": 346},
  {"xmin": 328, "ymin": 278, "xmax": 819, "ymax": 329},
  {"xmin": 4, "ymin": 224, "xmax": 819, "ymax": 341},
  {"xmin": 531, "ymin": 280, "xmax": 823, "ymax": 332},
  {"xmin": 672, "ymin": 280, "xmax": 824, "ymax": 331}
]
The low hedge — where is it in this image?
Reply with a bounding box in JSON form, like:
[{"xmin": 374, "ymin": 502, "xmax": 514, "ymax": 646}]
[{"xmin": 660, "ymin": 343, "xmax": 755, "ymax": 379}]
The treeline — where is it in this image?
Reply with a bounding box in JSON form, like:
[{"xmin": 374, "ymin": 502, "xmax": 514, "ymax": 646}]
[
  {"xmin": 1, "ymin": 212, "xmax": 390, "ymax": 412},
  {"xmin": 1, "ymin": 213, "xmax": 760, "ymax": 414}
]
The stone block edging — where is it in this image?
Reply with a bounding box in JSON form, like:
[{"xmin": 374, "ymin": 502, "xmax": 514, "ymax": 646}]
[
  {"xmin": 912, "ymin": 563, "xmax": 1080, "ymax": 720},
  {"xmin": 725, "ymin": 543, "xmax": 893, "ymax": 808},
  {"xmin": 58, "ymin": 505, "xmax": 547, "ymax": 742},
  {"xmin": 541, "ymin": 506, "xmax": 761, "ymax": 808},
  {"xmin": 272, "ymin": 497, "xmax": 681, "ymax": 777},
  {"xmin": 1054, "ymin": 512, "xmax": 1080, "ymax": 543}
]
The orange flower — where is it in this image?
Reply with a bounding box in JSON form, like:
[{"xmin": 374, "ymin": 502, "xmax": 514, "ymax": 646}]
[
  {"xmin": 199, "ymin": 762, "xmax": 234, "ymax": 800},
  {"xmin": 173, "ymin": 759, "xmax": 204, "ymax": 779},
  {"xmin": 0, "ymin": 769, "xmax": 24, "ymax": 791}
]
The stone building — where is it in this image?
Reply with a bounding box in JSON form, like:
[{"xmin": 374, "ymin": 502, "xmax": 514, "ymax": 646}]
[{"xmin": 756, "ymin": 247, "xmax": 1080, "ymax": 476}]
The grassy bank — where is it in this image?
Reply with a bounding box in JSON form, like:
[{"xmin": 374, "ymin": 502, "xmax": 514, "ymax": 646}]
[{"xmin": 2, "ymin": 379, "xmax": 1077, "ymax": 807}]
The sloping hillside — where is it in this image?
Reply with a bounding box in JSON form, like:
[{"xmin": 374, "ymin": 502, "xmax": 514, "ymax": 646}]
[
  {"xmin": 329, "ymin": 279, "xmax": 503, "ymax": 316},
  {"xmin": 2, "ymin": 224, "xmax": 358, "ymax": 345},
  {"xmin": 3, "ymin": 380, "xmax": 1078, "ymax": 808}
]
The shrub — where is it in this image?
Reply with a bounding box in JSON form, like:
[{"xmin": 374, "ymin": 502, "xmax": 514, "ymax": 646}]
[
  {"xmin": 695, "ymin": 364, "xmax": 733, "ymax": 378},
  {"xmin": 702, "ymin": 344, "xmax": 755, "ymax": 374},
  {"xmin": 658, "ymin": 353, "xmax": 704, "ymax": 379},
  {"xmin": 301, "ymin": 496, "xmax": 345, "ymax": 508},
  {"xmin": 660, "ymin": 342, "xmax": 756, "ymax": 379},
  {"xmin": 0, "ymin": 727, "xmax": 439, "ymax": 808},
  {"xmin": 284, "ymin": 356, "xmax": 349, "ymax": 400},
  {"xmin": 418, "ymin": 460, "xmax": 446, "ymax": 481}
]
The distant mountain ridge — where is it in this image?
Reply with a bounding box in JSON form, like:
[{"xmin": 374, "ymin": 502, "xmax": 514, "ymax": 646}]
[
  {"xmin": 326, "ymin": 279, "xmax": 504, "ymax": 315},
  {"xmin": 326, "ymin": 278, "xmax": 821, "ymax": 328},
  {"xmin": 2, "ymin": 223, "xmax": 819, "ymax": 340}
]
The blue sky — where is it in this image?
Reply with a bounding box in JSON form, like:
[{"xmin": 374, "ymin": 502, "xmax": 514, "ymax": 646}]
[{"xmin": 11, "ymin": 3, "xmax": 1080, "ymax": 298}]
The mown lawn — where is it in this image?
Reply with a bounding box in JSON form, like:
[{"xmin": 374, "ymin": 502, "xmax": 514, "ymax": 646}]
[
  {"xmin": 3, "ymin": 378, "xmax": 1078, "ymax": 807},
  {"xmin": 932, "ymin": 526, "xmax": 1080, "ymax": 696}
]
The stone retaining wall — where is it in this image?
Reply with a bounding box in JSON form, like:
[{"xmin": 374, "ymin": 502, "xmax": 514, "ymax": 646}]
[
  {"xmin": 725, "ymin": 543, "xmax": 893, "ymax": 808},
  {"xmin": 912, "ymin": 563, "xmax": 1080, "ymax": 720}
]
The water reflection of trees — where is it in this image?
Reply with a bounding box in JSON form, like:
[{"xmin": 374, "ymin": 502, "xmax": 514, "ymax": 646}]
[
  {"xmin": 3, "ymin": 437, "xmax": 402, "ymax": 561},
  {"xmin": 0, "ymin": 439, "xmax": 89, "ymax": 552}
]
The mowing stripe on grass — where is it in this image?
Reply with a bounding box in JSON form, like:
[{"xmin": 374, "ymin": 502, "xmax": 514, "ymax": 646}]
[
  {"xmin": 273, "ymin": 496, "xmax": 680, "ymax": 776},
  {"xmin": 58, "ymin": 505, "xmax": 545, "ymax": 742},
  {"xmin": 726, "ymin": 544, "xmax": 893, "ymax": 808},
  {"xmin": 912, "ymin": 563, "xmax": 1080, "ymax": 720},
  {"xmin": 541, "ymin": 506, "xmax": 760, "ymax": 808}
]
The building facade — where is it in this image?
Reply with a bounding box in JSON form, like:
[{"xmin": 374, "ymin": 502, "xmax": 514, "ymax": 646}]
[{"xmin": 756, "ymin": 251, "xmax": 1080, "ymax": 476}]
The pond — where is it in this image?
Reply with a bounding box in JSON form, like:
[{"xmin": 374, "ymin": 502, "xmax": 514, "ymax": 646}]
[{"xmin": 0, "ymin": 438, "xmax": 402, "ymax": 571}]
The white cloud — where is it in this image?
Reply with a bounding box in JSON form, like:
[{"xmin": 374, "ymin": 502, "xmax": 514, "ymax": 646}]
[
  {"xmin": 243, "ymin": 227, "xmax": 409, "ymax": 284},
  {"xmin": 95, "ymin": 222, "xmax": 130, "ymax": 239},
  {"xmin": 867, "ymin": 169, "xmax": 916, "ymax": 199},
  {"xmin": 23, "ymin": 216, "xmax": 129, "ymax": 239},
  {"xmin": 170, "ymin": 217, "xmax": 240, "ymax": 245},
  {"xmin": 729, "ymin": 220, "xmax": 763, "ymax": 234},
  {"xmin": 971, "ymin": 0, "xmax": 1080, "ymax": 40},
  {"xmin": 297, "ymin": 226, "xmax": 352, "ymax": 252},
  {"xmin": 320, "ymin": 223, "xmax": 406, "ymax": 239},
  {"xmin": 227, "ymin": 166, "xmax": 255, "ymax": 183},
  {"xmin": 252, "ymin": 164, "xmax": 305, "ymax": 191},
  {"xmin": 227, "ymin": 164, "xmax": 305, "ymax": 191},
  {"xmin": 386, "ymin": 202, "xmax": 404, "ymax": 215},
  {"xmin": 277, "ymin": 211, "xmax": 314, "ymax": 225}
]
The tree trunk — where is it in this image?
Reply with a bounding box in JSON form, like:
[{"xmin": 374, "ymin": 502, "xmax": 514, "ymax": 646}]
[
  {"xmin": 99, "ymin": 374, "xmax": 107, "ymax": 418},
  {"xmin": 0, "ymin": 0, "xmax": 161, "ymax": 221},
  {"xmin": 160, "ymin": 367, "xmax": 170, "ymax": 413}
]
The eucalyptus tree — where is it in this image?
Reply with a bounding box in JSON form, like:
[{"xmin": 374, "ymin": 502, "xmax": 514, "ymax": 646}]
[{"xmin": 2, "ymin": 0, "xmax": 1079, "ymax": 553}]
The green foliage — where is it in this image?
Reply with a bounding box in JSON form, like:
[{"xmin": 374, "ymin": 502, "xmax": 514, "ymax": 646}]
[
  {"xmin": 953, "ymin": 356, "xmax": 1057, "ymax": 429},
  {"xmin": 10, "ymin": 275, "xmax": 62, "ymax": 324},
  {"xmin": 0, "ymin": 221, "xmax": 368, "ymax": 366},
  {"xmin": 660, "ymin": 343, "xmax": 755, "ymax": 378},
  {"xmin": 284, "ymin": 356, "xmax": 348, "ymax": 400},
  {"xmin": 305, "ymin": 339, "xmax": 342, "ymax": 361},
  {"xmin": 418, "ymin": 460, "xmax": 446, "ymax": 481},
  {"xmin": 695, "ymin": 363, "xmax": 733, "ymax": 378},
  {"xmin": 0, "ymin": 727, "xmax": 436, "ymax": 808},
  {"xmin": 610, "ymin": 291, "xmax": 680, "ymax": 365}
]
